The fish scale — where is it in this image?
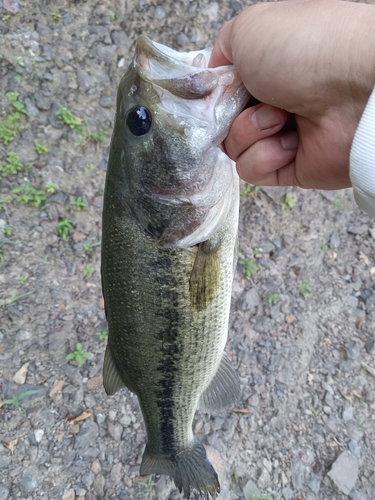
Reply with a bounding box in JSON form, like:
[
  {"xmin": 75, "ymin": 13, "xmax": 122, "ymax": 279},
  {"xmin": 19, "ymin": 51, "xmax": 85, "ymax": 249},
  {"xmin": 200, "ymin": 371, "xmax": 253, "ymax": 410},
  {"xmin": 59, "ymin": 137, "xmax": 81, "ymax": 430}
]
[{"xmin": 101, "ymin": 35, "xmax": 250, "ymax": 498}]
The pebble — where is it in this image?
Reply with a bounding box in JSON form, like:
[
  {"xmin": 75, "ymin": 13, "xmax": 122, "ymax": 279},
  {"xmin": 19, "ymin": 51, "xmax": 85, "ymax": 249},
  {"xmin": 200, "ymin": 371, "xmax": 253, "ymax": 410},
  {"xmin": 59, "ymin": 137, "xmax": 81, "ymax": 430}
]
[
  {"xmin": 365, "ymin": 337, "xmax": 375, "ymax": 354},
  {"xmin": 177, "ymin": 32, "xmax": 189, "ymax": 46},
  {"xmin": 239, "ymin": 288, "xmax": 260, "ymax": 313},
  {"xmin": 0, "ymin": 485, "xmax": 9, "ymax": 500},
  {"xmin": 99, "ymin": 96, "xmax": 114, "ymax": 108},
  {"xmin": 74, "ymin": 422, "xmax": 99, "ymax": 448},
  {"xmin": 347, "ymin": 296, "xmax": 359, "ymax": 308},
  {"xmin": 23, "ymin": 97, "xmax": 39, "ymax": 117},
  {"xmin": 107, "ymin": 422, "xmax": 123, "ymax": 441},
  {"xmin": 97, "ymin": 158, "xmax": 108, "ymax": 170},
  {"xmin": 62, "ymin": 488, "xmax": 75, "ymax": 500},
  {"xmin": 330, "ymin": 232, "xmax": 340, "ymax": 248},
  {"xmin": 243, "ymin": 479, "xmax": 260, "ymax": 500},
  {"xmin": 345, "ymin": 340, "xmax": 361, "ymax": 360},
  {"xmin": 16, "ymin": 329, "xmax": 31, "ymax": 341},
  {"xmin": 96, "ymin": 44, "xmax": 116, "ymax": 63},
  {"xmin": 93, "ymin": 474, "xmax": 105, "ymax": 497},
  {"xmin": 154, "ymin": 5, "xmax": 166, "ymax": 19},
  {"xmin": 327, "ymin": 450, "xmax": 358, "ymax": 495},
  {"xmin": 307, "ymin": 472, "xmax": 321, "ymax": 494},
  {"xmin": 34, "ymin": 429, "xmax": 45, "ymax": 443},
  {"xmin": 257, "ymin": 467, "xmax": 271, "ymax": 489},
  {"xmin": 34, "ymin": 93, "xmax": 52, "ymax": 111},
  {"xmin": 291, "ymin": 458, "xmax": 305, "ymax": 490},
  {"xmin": 110, "ymin": 462, "xmax": 123, "ymax": 483},
  {"xmin": 19, "ymin": 475, "xmax": 38, "ymax": 494}
]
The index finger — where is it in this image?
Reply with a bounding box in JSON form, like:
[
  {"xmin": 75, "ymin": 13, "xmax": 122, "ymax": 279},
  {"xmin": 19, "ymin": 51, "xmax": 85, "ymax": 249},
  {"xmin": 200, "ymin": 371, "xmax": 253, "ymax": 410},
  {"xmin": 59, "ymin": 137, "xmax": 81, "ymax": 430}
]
[{"xmin": 208, "ymin": 20, "xmax": 235, "ymax": 68}]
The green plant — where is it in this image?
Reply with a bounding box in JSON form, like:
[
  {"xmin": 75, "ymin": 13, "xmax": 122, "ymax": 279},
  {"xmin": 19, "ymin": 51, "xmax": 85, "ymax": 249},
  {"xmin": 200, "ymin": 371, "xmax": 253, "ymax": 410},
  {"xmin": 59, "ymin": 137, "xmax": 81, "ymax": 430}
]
[
  {"xmin": 51, "ymin": 12, "xmax": 61, "ymax": 20},
  {"xmin": 280, "ymin": 192, "xmax": 294, "ymax": 210},
  {"xmin": 18, "ymin": 276, "xmax": 27, "ymax": 284},
  {"xmin": 14, "ymin": 75, "xmax": 22, "ymax": 83},
  {"xmin": 0, "ymin": 196, "xmax": 12, "ymax": 211},
  {"xmin": 332, "ymin": 194, "xmax": 341, "ymax": 209},
  {"xmin": 86, "ymin": 129, "xmax": 109, "ymax": 142},
  {"xmin": 70, "ymin": 196, "xmax": 86, "ymax": 211},
  {"xmin": 138, "ymin": 476, "xmax": 157, "ymax": 499},
  {"xmin": 12, "ymin": 182, "xmax": 46, "ymax": 207},
  {"xmin": 1, "ymin": 14, "xmax": 11, "ymax": 22},
  {"xmin": 83, "ymin": 240, "xmax": 101, "ymax": 253},
  {"xmin": 0, "ymin": 152, "xmax": 23, "ymax": 175},
  {"xmin": 56, "ymin": 107, "xmax": 83, "ymax": 134},
  {"xmin": 253, "ymin": 247, "xmax": 262, "ymax": 258},
  {"xmin": 0, "ymin": 291, "xmax": 33, "ymax": 308},
  {"xmin": 238, "ymin": 258, "xmax": 259, "ymax": 277},
  {"xmin": 3, "ymin": 226, "xmax": 13, "ymax": 236},
  {"xmin": 45, "ymin": 183, "xmax": 58, "ymax": 194},
  {"xmin": 299, "ymin": 279, "xmax": 312, "ymax": 299},
  {"xmin": 56, "ymin": 218, "xmax": 73, "ymax": 240},
  {"xmin": 96, "ymin": 330, "xmax": 108, "ymax": 341},
  {"xmin": 66, "ymin": 342, "xmax": 93, "ymax": 365},
  {"xmin": 0, "ymin": 390, "xmax": 41, "ymax": 409},
  {"xmin": 109, "ymin": 11, "xmax": 116, "ymax": 21},
  {"xmin": 87, "ymin": 163, "xmax": 95, "ymax": 170},
  {"xmin": 34, "ymin": 143, "xmax": 49, "ymax": 154},
  {"xmin": 0, "ymin": 92, "xmax": 29, "ymax": 144},
  {"xmin": 320, "ymin": 242, "xmax": 328, "ymax": 250},
  {"xmin": 240, "ymin": 183, "xmax": 259, "ymax": 198},
  {"xmin": 83, "ymin": 265, "xmax": 95, "ymax": 278},
  {"xmin": 264, "ymin": 292, "xmax": 279, "ymax": 305}
]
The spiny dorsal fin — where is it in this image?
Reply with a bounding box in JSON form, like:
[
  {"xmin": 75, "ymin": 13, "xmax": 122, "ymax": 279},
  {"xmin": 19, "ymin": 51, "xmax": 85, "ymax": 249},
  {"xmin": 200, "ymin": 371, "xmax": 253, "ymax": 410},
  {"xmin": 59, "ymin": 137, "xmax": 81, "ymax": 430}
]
[
  {"xmin": 189, "ymin": 239, "xmax": 221, "ymax": 311},
  {"xmin": 103, "ymin": 344, "xmax": 126, "ymax": 396},
  {"xmin": 198, "ymin": 353, "xmax": 240, "ymax": 412}
]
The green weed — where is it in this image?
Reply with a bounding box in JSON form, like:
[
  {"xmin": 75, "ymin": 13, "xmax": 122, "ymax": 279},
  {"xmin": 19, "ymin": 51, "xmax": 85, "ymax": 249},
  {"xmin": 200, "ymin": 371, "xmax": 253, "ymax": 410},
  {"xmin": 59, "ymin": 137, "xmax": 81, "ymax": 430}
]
[
  {"xmin": 51, "ymin": 12, "xmax": 61, "ymax": 20},
  {"xmin": 238, "ymin": 258, "xmax": 259, "ymax": 277},
  {"xmin": 86, "ymin": 130, "xmax": 109, "ymax": 143},
  {"xmin": 240, "ymin": 183, "xmax": 259, "ymax": 198},
  {"xmin": 56, "ymin": 218, "xmax": 73, "ymax": 240},
  {"xmin": 0, "ymin": 291, "xmax": 34, "ymax": 309},
  {"xmin": 56, "ymin": 107, "xmax": 83, "ymax": 134},
  {"xmin": 0, "ymin": 152, "xmax": 24, "ymax": 175},
  {"xmin": 86, "ymin": 163, "xmax": 95, "ymax": 170},
  {"xmin": 320, "ymin": 242, "xmax": 328, "ymax": 250},
  {"xmin": 96, "ymin": 330, "xmax": 108, "ymax": 341},
  {"xmin": 109, "ymin": 12, "xmax": 116, "ymax": 21},
  {"xmin": 0, "ymin": 196, "xmax": 12, "ymax": 211},
  {"xmin": 299, "ymin": 279, "xmax": 312, "ymax": 299},
  {"xmin": 18, "ymin": 276, "xmax": 27, "ymax": 284},
  {"xmin": 0, "ymin": 390, "xmax": 41, "ymax": 409},
  {"xmin": 34, "ymin": 143, "xmax": 49, "ymax": 154},
  {"xmin": 3, "ymin": 227, "xmax": 13, "ymax": 236},
  {"xmin": 332, "ymin": 194, "xmax": 341, "ymax": 209},
  {"xmin": 0, "ymin": 92, "xmax": 29, "ymax": 144},
  {"xmin": 83, "ymin": 265, "xmax": 95, "ymax": 278},
  {"xmin": 66, "ymin": 342, "xmax": 93, "ymax": 366},
  {"xmin": 280, "ymin": 192, "xmax": 294, "ymax": 210},
  {"xmin": 138, "ymin": 476, "xmax": 157, "ymax": 499},
  {"xmin": 12, "ymin": 182, "xmax": 46, "ymax": 207},
  {"xmin": 70, "ymin": 196, "xmax": 86, "ymax": 211},
  {"xmin": 1, "ymin": 14, "xmax": 11, "ymax": 22},
  {"xmin": 83, "ymin": 240, "xmax": 101, "ymax": 253},
  {"xmin": 45, "ymin": 183, "xmax": 58, "ymax": 194},
  {"xmin": 264, "ymin": 292, "xmax": 279, "ymax": 305}
]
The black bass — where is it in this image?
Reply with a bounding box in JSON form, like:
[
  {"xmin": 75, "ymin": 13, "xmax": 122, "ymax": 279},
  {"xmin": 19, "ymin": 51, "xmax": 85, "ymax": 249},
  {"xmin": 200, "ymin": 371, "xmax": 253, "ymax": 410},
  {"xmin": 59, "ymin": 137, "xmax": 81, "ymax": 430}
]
[{"xmin": 101, "ymin": 35, "xmax": 249, "ymax": 499}]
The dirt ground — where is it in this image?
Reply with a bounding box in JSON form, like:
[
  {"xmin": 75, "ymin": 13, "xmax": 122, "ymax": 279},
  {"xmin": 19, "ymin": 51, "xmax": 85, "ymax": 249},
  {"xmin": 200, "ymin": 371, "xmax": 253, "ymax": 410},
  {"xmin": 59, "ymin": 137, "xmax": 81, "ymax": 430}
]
[{"xmin": 0, "ymin": 1, "xmax": 374, "ymax": 499}]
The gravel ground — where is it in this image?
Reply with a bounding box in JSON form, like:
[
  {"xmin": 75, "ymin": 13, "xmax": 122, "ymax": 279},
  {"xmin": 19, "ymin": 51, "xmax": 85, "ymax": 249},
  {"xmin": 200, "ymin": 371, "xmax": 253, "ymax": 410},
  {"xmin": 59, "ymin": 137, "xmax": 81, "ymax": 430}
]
[{"xmin": 1, "ymin": 1, "xmax": 375, "ymax": 499}]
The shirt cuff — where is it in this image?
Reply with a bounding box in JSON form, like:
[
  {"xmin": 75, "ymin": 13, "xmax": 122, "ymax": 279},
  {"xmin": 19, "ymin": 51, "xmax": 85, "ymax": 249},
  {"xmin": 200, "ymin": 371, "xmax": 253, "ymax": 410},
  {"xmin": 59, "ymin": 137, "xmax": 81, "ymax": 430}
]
[{"xmin": 350, "ymin": 86, "xmax": 375, "ymax": 218}]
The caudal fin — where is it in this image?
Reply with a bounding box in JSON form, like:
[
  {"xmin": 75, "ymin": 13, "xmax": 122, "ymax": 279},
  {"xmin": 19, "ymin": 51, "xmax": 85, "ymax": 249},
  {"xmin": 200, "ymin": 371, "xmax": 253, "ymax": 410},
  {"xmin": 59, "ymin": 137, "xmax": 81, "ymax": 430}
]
[{"xmin": 140, "ymin": 439, "xmax": 220, "ymax": 499}]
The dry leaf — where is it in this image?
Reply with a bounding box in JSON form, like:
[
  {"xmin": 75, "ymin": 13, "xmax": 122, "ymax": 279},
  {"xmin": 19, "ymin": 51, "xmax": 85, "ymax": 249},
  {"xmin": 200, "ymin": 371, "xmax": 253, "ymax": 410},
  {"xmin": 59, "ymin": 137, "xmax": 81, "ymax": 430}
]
[
  {"xmin": 67, "ymin": 411, "xmax": 91, "ymax": 424},
  {"xmin": 285, "ymin": 314, "xmax": 295, "ymax": 324},
  {"xmin": 356, "ymin": 317, "xmax": 365, "ymax": 330},
  {"xmin": 370, "ymin": 267, "xmax": 375, "ymax": 275},
  {"xmin": 49, "ymin": 380, "xmax": 66, "ymax": 397},
  {"xmin": 13, "ymin": 362, "xmax": 30, "ymax": 385},
  {"xmin": 232, "ymin": 408, "xmax": 249, "ymax": 414},
  {"xmin": 4, "ymin": 439, "xmax": 18, "ymax": 454},
  {"xmin": 323, "ymin": 338, "xmax": 332, "ymax": 345}
]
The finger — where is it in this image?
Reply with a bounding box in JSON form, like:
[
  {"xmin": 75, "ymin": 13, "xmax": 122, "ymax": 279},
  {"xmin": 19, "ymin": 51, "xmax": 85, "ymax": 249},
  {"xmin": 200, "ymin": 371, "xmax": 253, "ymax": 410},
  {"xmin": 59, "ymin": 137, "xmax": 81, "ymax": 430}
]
[
  {"xmin": 236, "ymin": 132, "xmax": 299, "ymax": 186},
  {"xmin": 225, "ymin": 104, "xmax": 288, "ymax": 161},
  {"xmin": 208, "ymin": 20, "xmax": 234, "ymax": 67}
]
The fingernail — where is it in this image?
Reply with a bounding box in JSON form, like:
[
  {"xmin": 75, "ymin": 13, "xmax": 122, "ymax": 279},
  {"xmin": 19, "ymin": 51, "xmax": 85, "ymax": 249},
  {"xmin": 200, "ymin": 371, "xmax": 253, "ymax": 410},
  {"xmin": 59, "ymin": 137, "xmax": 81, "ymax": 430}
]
[
  {"xmin": 281, "ymin": 131, "xmax": 299, "ymax": 150},
  {"xmin": 251, "ymin": 104, "xmax": 282, "ymax": 131}
]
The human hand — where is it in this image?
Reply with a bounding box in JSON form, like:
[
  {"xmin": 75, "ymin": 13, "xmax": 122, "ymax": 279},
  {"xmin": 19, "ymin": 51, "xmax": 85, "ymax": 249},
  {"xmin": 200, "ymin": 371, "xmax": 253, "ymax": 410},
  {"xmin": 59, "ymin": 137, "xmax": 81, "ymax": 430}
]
[{"xmin": 209, "ymin": 0, "xmax": 375, "ymax": 189}]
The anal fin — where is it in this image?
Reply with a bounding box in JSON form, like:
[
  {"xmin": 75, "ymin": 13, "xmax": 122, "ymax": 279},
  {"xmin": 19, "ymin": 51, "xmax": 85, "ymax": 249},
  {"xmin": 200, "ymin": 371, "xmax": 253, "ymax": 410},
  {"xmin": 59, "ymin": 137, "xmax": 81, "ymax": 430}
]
[
  {"xmin": 103, "ymin": 344, "xmax": 126, "ymax": 396},
  {"xmin": 198, "ymin": 353, "xmax": 240, "ymax": 412}
]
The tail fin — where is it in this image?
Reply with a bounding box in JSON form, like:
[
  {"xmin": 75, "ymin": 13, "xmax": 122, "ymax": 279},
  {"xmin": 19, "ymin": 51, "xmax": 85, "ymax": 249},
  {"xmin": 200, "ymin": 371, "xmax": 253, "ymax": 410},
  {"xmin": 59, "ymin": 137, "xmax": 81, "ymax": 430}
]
[{"xmin": 140, "ymin": 439, "xmax": 220, "ymax": 499}]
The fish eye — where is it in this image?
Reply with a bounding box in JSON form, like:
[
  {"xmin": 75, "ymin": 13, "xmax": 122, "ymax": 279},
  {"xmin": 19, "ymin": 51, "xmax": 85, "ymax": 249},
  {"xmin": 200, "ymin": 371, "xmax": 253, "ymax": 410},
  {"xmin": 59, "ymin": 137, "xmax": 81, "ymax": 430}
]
[{"xmin": 126, "ymin": 106, "xmax": 152, "ymax": 136}]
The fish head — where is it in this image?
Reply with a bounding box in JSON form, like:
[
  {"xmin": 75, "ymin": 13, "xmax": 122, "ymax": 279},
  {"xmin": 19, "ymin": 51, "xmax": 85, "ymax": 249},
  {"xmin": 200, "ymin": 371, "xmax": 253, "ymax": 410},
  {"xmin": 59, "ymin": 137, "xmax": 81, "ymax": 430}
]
[{"xmin": 106, "ymin": 35, "xmax": 250, "ymax": 247}]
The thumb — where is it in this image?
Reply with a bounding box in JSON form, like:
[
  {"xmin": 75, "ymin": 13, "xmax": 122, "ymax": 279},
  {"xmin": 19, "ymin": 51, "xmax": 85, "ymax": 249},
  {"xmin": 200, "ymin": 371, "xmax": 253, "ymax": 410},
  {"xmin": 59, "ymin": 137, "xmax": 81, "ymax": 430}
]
[{"xmin": 208, "ymin": 20, "xmax": 235, "ymax": 68}]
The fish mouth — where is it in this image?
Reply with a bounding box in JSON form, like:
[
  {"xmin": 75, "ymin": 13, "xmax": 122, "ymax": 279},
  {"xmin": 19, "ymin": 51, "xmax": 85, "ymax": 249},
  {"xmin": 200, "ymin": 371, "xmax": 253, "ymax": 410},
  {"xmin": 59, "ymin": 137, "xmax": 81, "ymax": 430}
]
[{"xmin": 134, "ymin": 35, "xmax": 243, "ymax": 100}]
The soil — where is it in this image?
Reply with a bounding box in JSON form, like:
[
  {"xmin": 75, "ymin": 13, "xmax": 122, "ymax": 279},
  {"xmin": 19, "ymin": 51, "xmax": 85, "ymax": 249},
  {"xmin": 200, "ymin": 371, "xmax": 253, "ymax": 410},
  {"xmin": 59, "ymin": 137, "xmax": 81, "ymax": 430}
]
[{"xmin": 0, "ymin": 1, "xmax": 374, "ymax": 500}]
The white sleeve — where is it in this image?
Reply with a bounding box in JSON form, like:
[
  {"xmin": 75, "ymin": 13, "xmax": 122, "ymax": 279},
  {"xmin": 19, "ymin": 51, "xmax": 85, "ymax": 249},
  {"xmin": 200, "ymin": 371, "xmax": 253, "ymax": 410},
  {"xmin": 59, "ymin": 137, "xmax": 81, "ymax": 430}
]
[{"xmin": 350, "ymin": 86, "xmax": 375, "ymax": 217}]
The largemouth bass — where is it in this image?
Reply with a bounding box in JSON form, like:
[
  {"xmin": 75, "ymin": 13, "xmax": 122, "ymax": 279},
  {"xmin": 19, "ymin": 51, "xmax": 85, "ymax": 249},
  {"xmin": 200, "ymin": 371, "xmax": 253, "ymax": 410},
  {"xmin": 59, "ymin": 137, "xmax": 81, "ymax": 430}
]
[{"xmin": 101, "ymin": 35, "xmax": 249, "ymax": 499}]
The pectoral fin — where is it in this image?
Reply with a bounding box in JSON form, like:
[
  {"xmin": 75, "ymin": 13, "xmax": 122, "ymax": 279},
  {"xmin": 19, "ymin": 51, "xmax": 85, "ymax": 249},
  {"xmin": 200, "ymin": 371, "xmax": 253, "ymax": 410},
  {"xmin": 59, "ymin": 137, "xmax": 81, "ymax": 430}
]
[
  {"xmin": 189, "ymin": 239, "xmax": 221, "ymax": 311},
  {"xmin": 198, "ymin": 353, "xmax": 240, "ymax": 412},
  {"xmin": 103, "ymin": 344, "xmax": 126, "ymax": 396}
]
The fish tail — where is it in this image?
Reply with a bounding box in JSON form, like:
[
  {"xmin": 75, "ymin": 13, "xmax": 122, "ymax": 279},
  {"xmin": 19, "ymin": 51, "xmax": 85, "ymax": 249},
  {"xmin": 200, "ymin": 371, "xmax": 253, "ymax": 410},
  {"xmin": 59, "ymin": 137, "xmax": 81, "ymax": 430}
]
[{"xmin": 140, "ymin": 439, "xmax": 220, "ymax": 499}]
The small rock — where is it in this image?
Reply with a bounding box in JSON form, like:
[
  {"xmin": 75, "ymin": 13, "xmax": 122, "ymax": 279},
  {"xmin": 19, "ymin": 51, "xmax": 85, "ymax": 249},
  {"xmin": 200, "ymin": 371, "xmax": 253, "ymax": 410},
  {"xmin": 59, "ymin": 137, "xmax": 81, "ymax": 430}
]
[
  {"xmin": 239, "ymin": 288, "xmax": 260, "ymax": 313},
  {"xmin": 177, "ymin": 32, "xmax": 189, "ymax": 46},
  {"xmin": 291, "ymin": 459, "xmax": 305, "ymax": 489},
  {"xmin": 347, "ymin": 296, "xmax": 359, "ymax": 308},
  {"xmin": 107, "ymin": 422, "xmax": 123, "ymax": 441},
  {"xmin": 91, "ymin": 458, "xmax": 101, "ymax": 475},
  {"xmin": 257, "ymin": 467, "xmax": 271, "ymax": 489},
  {"xmin": 342, "ymin": 406, "xmax": 354, "ymax": 421},
  {"xmin": 93, "ymin": 474, "xmax": 105, "ymax": 497},
  {"xmin": 75, "ymin": 422, "xmax": 99, "ymax": 448},
  {"xmin": 345, "ymin": 341, "xmax": 361, "ymax": 360},
  {"xmin": 110, "ymin": 462, "xmax": 122, "ymax": 483},
  {"xmin": 96, "ymin": 44, "xmax": 116, "ymax": 63},
  {"xmin": 23, "ymin": 97, "xmax": 39, "ymax": 117},
  {"xmin": 62, "ymin": 488, "xmax": 75, "ymax": 500},
  {"xmin": 360, "ymin": 288, "xmax": 373, "ymax": 301},
  {"xmin": 349, "ymin": 440, "xmax": 361, "ymax": 465},
  {"xmin": 307, "ymin": 473, "xmax": 321, "ymax": 494},
  {"xmin": 154, "ymin": 5, "xmax": 166, "ymax": 19},
  {"xmin": 97, "ymin": 158, "xmax": 108, "ymax": 170},
  {"xmin": 19, "ymin": 475, "xmax": 38, "ymax": 494},
  {"xmin": 261, "ymin": 185, "xmax": 289, "ymax": 202},
  {"xmin": 111, "ymin": 31, "xmax": 128, "ymax": 47},
  {"xmin": 16, "ymin": 330, "xmax": 31, "ymax": 341},
  {"xmin": 34, "ymin": 429, "xmax": 44, "ymax": 443},
  {"xmin": 47, "ymin": 192, "xmax": 65, "ymax": 204},
  {"xmin": 327, "ymin": 450, "xmax": 358, "ymax": 495},
  {"xmin": 4, "ymin": 0, "xmax": 20, "ymax": 14},
  {"xmin": 87, "ymin": 374, "xmax": 103, "ymax": 391},
  {"xmin": 0, "ymin": 484, "xmax": 10, "ymax": 500},
  {"xmin": 34, "ymin": 93, "xmax": 51, "ymax": 111},
  {"xmin": 330, "ymin": 232, "xmax": 340, "ymax": 248},
  {"xmin": 350, "ymin": 490, "xmax": 367, "ymax": 500},
  {"xmin": 365, "ymin": 337, "xmax": 375, "ymax": 354},
  {"xmin": 13, "ymin": 362, "xmax": 30, "ymax": 384},
  {"xmin": 243, "ymin": 479, "xmax": 260, "ymax": 500},
  {"xmin": 99, "ymin": 96, "xmax": 114, "ymax": 108},
  {"xmin": 368, "ymin": 227, "xmax": 375, "ymax": 240},
  {"xmin": 347, "ymin": 225, "xmax": 367, "ymax": 235}
]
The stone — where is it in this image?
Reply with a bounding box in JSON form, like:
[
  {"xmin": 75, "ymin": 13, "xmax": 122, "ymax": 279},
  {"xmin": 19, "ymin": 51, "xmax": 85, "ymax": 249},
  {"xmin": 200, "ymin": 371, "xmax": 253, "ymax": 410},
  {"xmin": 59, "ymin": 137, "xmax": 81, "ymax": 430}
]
[
  {"xmin": 330, "ymin": 232, "xmax": 340, "ymax": 248},
  {"xmin": 62, "ymin": 488, "xmax": 75, "ymax": 500},
  {"xmin": 111, "ymin": 31, "xmax": 128, "ymax": 47},
  {"xmin": 34, "ymin": 93, "xmax": 51, "ymax": 111},
  {"xmin": 23, "ymin": 97, "xmax": 39, "ymax": 117},
  {"xmin": 99, "ymin": 96, "xmax": 114, "ymax": 108},
  {"xmin": 350, "ymin": 490, "xmax": 367, "ymax": 500},
  {"xmin": 110, "ymin": 462, "xmax": 122, "ymax": 483},
  {"xmin": 307, "ymin": 473, "xmax": 321, "ymax": 494},
  {"xmin": 291, "ymin": 459, "xmax": 305, "ymax": 490},
  {"xmin": 97, "ymin": 158, "xmax": 108, "ymax": 170},
  {"xmin": 0, "ymin": 484, "xmax": 9, "ymax": 500},
  {"xmin": 365, "ymin": 337, "xmax": 375, "ymax": 354},
  {"xmin": 342, "ymin": 406, "xmax": 354, "ymax": 421},
  {"xmin": 257, "ymin": 467, "xmax": 271, "ymax": 489},
  {"xmin": 327, "ymin": 450, "xmax": 358, "ymax": 495},
  {"xmin": 96, "ymin": 44, "xmax": 116, "ymax": 63},
  {"xmin": 4, "ymin": 0, "xmax": 20, "ymax": 14},
  {"xmin": 345, "ymin": 341, "xmax": 361, "ymax": 360},
  {"xmin": 107, "ymin": 422, "xmax": 123, "ymax": 441},
  {"xmin": 19, "ymin": 475, "xmax": 38, "ymax": 494},
  {"xmin": 154, "ymin": 5, "xmax": 166, "ymax": 19},
  {"xmin": 243, "ymin": 479, "xmax": 260, "ymax": 500},
  {"xmin": 347, "ymin": 296, "xmax": 359, "ymax": 308},
  {"xmin": 239, "ymin": 288, "xmax": 261, "ymax": 312},
  {"xmin": 74, "ymin": 422, "xmax": 99, "ymax": 448}
]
